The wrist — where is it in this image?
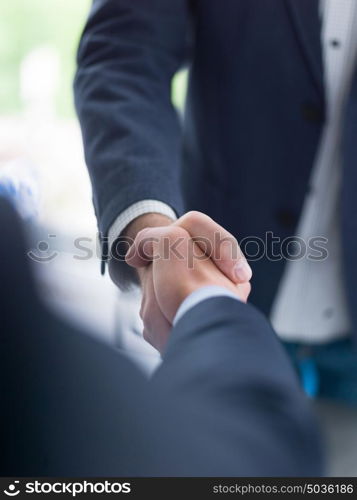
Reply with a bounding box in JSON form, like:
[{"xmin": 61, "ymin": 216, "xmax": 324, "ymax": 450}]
[
  {"xmin": 108, "ymin": 213, "xmax": 174, "ymax": 289},
  {"xmin": 123, "ymin": 213, "xmax": 174, "ymax": 241},
  {"xmin": 118, "ymin": 213, "xmax": 173, "ymax": 287}
]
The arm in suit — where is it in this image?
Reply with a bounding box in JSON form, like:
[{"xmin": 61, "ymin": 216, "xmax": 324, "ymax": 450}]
[
  {"xmin": 151, "ymin": 297, "xmax": 323, "ymax": 476},
  {"xmin": 74, "ymin": 0, "xmax": 190, "ymax": 239}
]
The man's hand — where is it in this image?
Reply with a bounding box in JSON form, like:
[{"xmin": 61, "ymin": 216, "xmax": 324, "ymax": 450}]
[
  {"xmin": 108, "ymin": 213, "xmax": 175, "ymax": 350},
  {"xmin": 126, "ymin": 211, "xmax": 252, "ymax": 352},
  {"xmin": 126, "ymin": 211, "xmax": 252, "ymax": 283},
  {"xmin": 108, "ymin": 213, "xmax": 174, "ymax": 287}
]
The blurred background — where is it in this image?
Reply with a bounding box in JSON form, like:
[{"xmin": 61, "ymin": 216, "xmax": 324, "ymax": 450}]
[{"xmin": 0, "ymin": 0, "xmax": 186, "ymax": 369}]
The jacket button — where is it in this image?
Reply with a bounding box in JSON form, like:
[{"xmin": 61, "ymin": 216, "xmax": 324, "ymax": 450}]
[
  {"xmin": 301, "ymin": 102, "xmax": 324, "ymax": 123},
  {"xmin": 276, "ymin": 209, "xmax": 298, "ymax": 229}
]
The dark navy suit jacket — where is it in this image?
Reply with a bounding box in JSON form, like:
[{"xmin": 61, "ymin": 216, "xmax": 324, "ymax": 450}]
[{"xmin": 74, "ymin": 0, "xmax": 357, "ymax": 337}]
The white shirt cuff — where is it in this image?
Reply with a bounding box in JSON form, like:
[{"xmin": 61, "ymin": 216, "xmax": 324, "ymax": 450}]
[
  {"xmin": 173, "ymin": 286, "xmax": 242, "ymax": 326},
  {"xmin": 108, "ymin": 200, "xmax": 177, "ymax": 249}
]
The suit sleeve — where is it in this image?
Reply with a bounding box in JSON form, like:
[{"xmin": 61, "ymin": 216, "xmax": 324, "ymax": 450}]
[
  {"xmin": 150, "ymin": 297, "xmax": 324, "ymax": 476},
  {"xmin": 74, "ymin": 0, "xmax": 190, "ymax": 240}
]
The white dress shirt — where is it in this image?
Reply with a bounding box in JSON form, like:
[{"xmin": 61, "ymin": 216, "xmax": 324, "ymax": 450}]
[
  {"xmin": 108, "ymin": 199, "xmax": 177, "ymax": 247},
  {"xmin": 271, "ymin": 0, "xmax": 357, "ymax": 343},
  {"xmin": 173, "ymin": 286, "xmax": 241, "ymax": 326},
  {"xmin": 109, "ymin": 0, "xmax": 357, "ymax": 339}
]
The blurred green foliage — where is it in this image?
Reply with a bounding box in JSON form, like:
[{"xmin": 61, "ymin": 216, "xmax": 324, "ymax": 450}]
[
  {"xmin": 0, "ymin": 0, "xmax": 91, "ymax": 116},
  {"xmin": 0, "ymin": 0, "xmax": 188, "ymax": 118}
]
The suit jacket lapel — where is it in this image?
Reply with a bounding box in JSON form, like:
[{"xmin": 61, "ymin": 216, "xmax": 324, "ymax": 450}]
[{"xmin": 284, "ymin": 0, "xmax": 324, "ymax": 95}]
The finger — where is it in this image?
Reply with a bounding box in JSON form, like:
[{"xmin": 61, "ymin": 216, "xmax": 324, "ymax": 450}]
[
  {"xmin": 125, "ymin": 226, "xmax": 169, "ymax": 268},
  {"xmin": 140, "ymin": 267, "xmax": 171, "ymax": 353},
  {"xmin": 174, "ymin": 211, "xmax": 252, "ymax": 283},
  {"xmin": 142, "ymin": 309, "xmax": 171, "ymax": 353},
  {"xmin": 236, "ymin": 282, "xmax": 251, "ymax": 303}
]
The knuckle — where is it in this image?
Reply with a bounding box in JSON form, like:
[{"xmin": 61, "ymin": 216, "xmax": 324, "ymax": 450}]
[
  {"xmin": 139, "ymin": 303, "xmax": 144, "ymax": 320},
  {"xmin": 142, "ymin": 329, "xmax": 153, "ymax": 345},
  {"xmin": 165, "ymin": 225, "xmax": 189, "ymax": 241},
  {"xmin": 242, "ymin": 282, "xmax": 252, "ymax": 300},
  {"xmin": 182, "ymin": 210, "xmax": 204, "ymax": 226},
  {"xmin": 141, "ymin": 307, "xmax": 153, "ymax": 332},
  {"xmin": 136, "ymin": 227, "xmax": 152, "ymax": 241}
]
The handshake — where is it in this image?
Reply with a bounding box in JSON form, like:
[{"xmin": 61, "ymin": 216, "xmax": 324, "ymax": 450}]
[{"xmin": 116, "ymin": 211, "xmax": 253, "ymax": 353}]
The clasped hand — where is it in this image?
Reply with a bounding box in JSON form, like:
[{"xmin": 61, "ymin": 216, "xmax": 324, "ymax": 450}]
[{"xmin": 126, "ymin": 211, "xmax": 252, "ymax": 353}]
